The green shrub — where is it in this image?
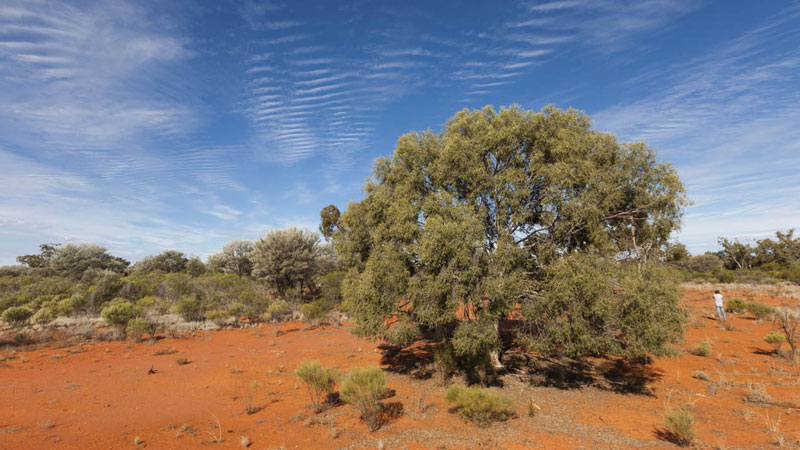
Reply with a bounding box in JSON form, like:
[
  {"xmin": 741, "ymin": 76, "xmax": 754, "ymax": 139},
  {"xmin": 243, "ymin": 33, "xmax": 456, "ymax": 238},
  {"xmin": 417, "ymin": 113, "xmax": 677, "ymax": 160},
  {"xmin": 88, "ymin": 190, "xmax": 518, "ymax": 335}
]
[
  {"xmin": 2, "ymin": 306, "xmax": 33, "ymax": 326},
  {"xmin": 690, "ymin": 341, "xmax": 712, "ymax": 357},
  {"xmin": 726, "ymin": 297, "xmax": 747, "ymax": 313},
  {"xmin": 385, "ymin": 321, "xmax": 421, "ymax": 347},
  {"xmin": 177, "ymin": 294, "xmax": 205, "ymax": 322},
  {"xmin": 299, "ymin": 300, "xmax": 327, "ymax": 322},
  {"xmin": 204, "ymin": 309, "xmax": 230, "ymax": 326},
  {"xmin": 100, "ymin": 300, "xmax": 140, "ymax": 327},
  {"xmin": 340, "ymin": 367, "xmax": 388, "ymax": 431},
  {"xmin": 764, "ymin": 331, "xmax": 786, "ymax": 354},
  {"xmin": 663, "ymin": 407, "xmax": 696, "ymax": 446},
  {"xmin": 227, "ymin": 301, "xmax": 247, "ymax": 317},
  {"xmin": 265, "ymin": 300, "xmax": 292, "ymax": 321},
  {"xmin": 296, "ymin": 360, "xmax": 340, "ymax": 412},
  {"xmin": 444, "ymin": 385, "xmax": 515, "ymax": 427},
  {"xmin": 31, "ymin": 307, "xmax": 54, "ymax": 325},
  {"xmin": 433, "ymin": 344, "xmax": 458, "ymax": 385},
  {"xmin": 746, "ymin": 302, "xmax": 774, "ymax": 320},
  {"xmin": 126, "ymin": 318, "xmax": 156, "ymax": 340},
  {"xmin": 136, "ymin": 296, "xmax": 157, "ymax": 310}
]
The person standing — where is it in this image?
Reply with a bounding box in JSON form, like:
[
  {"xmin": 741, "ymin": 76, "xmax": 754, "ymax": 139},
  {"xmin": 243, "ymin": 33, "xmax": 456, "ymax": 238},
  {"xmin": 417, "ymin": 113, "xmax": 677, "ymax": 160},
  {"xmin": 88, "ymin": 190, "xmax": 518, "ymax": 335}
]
[{"xmin": 713, "ymin": 290, "xmax": 727, "ymax": 321}]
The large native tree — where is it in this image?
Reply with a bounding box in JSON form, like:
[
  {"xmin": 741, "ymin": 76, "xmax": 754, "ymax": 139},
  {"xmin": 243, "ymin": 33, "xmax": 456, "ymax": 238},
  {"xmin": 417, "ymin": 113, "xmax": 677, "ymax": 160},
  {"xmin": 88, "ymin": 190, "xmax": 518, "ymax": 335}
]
[{"xmin": 331, "ymin": 106, "xmax": 688, "ymax": 375}]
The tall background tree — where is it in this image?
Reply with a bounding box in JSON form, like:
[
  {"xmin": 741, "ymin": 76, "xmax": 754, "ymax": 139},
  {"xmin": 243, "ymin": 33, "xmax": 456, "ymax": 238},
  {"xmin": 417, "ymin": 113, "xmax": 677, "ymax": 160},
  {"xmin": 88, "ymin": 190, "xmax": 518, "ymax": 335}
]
[
  {"xmin": 332, "ymin": 105, "xmax": 689, "ymax": 378},
  {"xmin": 251, "ymin": 228, "xmax": 319, "ymax": 294},
  {"xmin": 207, "ymin": 240, "xmax": 254, "ymax": 277}
]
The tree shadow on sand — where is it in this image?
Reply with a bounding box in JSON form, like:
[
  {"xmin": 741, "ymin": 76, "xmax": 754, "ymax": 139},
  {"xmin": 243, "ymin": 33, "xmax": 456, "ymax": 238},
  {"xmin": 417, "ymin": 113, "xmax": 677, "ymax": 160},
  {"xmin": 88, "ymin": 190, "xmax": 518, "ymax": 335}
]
[
  {"xmin": 379, "ymin": 340, "xmax": 662, "ymax": 395},
  {"xmin": 504, "ymin": 351, "xmax": 662, "ymax": 396}
]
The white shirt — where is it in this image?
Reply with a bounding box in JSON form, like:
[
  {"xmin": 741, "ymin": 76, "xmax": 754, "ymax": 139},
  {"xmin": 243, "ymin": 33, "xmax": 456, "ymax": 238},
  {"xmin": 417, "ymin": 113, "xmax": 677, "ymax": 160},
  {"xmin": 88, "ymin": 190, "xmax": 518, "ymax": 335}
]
[{"xmin": 713, "ymin": 293, "xmax": 723, "ymax": 307}]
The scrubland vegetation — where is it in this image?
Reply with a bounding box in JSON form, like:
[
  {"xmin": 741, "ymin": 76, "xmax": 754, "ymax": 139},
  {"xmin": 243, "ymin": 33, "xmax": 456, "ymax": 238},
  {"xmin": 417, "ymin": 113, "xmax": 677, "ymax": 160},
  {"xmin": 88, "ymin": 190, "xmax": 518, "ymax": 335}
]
[{"xmin": 2, "ymin": 106, "xmax": 800, "ymax": 448}]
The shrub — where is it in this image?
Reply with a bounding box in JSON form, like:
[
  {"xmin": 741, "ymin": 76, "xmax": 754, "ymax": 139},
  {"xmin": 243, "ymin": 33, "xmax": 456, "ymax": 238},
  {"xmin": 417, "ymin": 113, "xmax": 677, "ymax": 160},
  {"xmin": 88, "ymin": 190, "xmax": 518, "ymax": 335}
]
[
  {"xmin": 177, "ymin": 295, "xmax": 205, "ymax": 322},
  {"xmin": 726, "ymin": 297, "xmax": 748, "ymax": 313},
  {"xmin": 746, "ymin": 302, "xmax": 774, "ymax": 320},
  {"xmin": 265, "ymin": 300, "xmax": 292, "ymax": 321},
  {"xmin": 663, "ymin": 407, "xmax": 696, "ymax": 446},
  {"xmin": 2, "ymin": 306, "xmax": 33, "ymax": 326},
  {"xmin": 205, "ymin": 309, "xmax": 230, "ymax": 326},
  {"xmin": 743, "ymin": 383, "xmax": 772, "ymax": 404},
  {"xmin": 385, "ymin": 321, "xmax": 420, "ymax": 347},
  {"xmin": 690, "ymin": 341, "xmax": 712, "ymax": 357},
  {"xmin": 126, "ymin": 318, "xmax": 156, "ymax": 340},
  {"xmin": 765, "ymin": 331, "xmax": 787, "ymax": 354},
  {"xmin": 299, "ymin": 300, "xmax": 327, "ymax": 323},
  {"xmin": 296, "ymin": 360, "xmax": 340, "ymax": 413},
  {"xmin": 31, "ymin": 307, "xmax": 54, "ymax": 325},
  {"xmin": 692, "ymin": 370, "xmax": 711, "ymax": 381},
  {"xmin": 100, "ymin": 300, "xmax": 139, "ymax": 327},
  {"xmin": 774, "ymin": 308, "xmax": 799, "ymax": 360},
  {"xmin": 444, "ymin": 385, "xmax": 515, "ymax": 427},
  {"xmin": 340, "ymin": 367, "xmax": 388, "ymax": 431},
  {"xmin": 227, "ymin": 301, "xmax": 247, "ymax": 317},
  {"xmin": 136, "ymin": 296, "xmax": 157, "ymax": 310}
]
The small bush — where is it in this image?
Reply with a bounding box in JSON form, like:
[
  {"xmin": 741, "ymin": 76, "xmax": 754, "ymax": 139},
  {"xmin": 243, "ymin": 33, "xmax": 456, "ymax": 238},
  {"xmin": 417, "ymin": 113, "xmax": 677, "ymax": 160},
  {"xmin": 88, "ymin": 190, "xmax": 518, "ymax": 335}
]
[
  {"xmin": 726, "ymin": 297, "xmax": 747, "ymax": 313},
  {"xmin": 692, "ymin": 370, "xmax": 711, "ymax": 381},
  {"xmin": 444, "ymin": 385, "xmax": 515, "ymax": 427},
  {"xmin": 765, "ymin": 331, "xmax": 787, "ymax": 354},
  {"xmin": 690, "ymin": 341, "xmax": 712, "ymax": 357},
  {"xmin": 31, "ymin": 307, "xmax": 55, "ymax": 325},
  {"xmin": 746, "ymin": 302, "xmax": 774, "ymax": 320},
  {"xmin": 136, "ymin": 296, "xmax": 157, "ymax": 310},
  {"xmin": 385, "ymin": 321, "xmax": 420, "ymax": 347},
  {"xmin": 296, "ymin": 360, "xmax": 340, "ymax": 413},
  {"xmin": 177, "ymin": 295, "xmax": 205, "ymax": 322},
  {"xmin": 204, "ymin": 309, "xmax": 230, "ymax": 326},
  {"xmin": 340, "ymin": 367, "xmax": 388, "ymax": 431},
  {"xmin": 743, "ymin": 383, "xmax": 772, "ymax": 404},
  {"xmin": 2, "ymin": 306, "xmax": 33, "ymax": 326},
  {"xmin": 126, "ymin": 318, "xmax": 155, "ymax": 340},
  {"xmin": 299, "ymin": 300, "xmax": 327, "ymax": 323},
  {"xmin": 265, "ymin": 300, "xmax": 293, "ymax": 321},
  {"xmin": 176, "ymin": 357, "xmax": 190, "ymax": 365},
  {"xmin": 100, "ymin": 300, "xmax": 139, "ymax": 327},
  {"xmin": 663, "ymin": 407, "xmax": 696, "ymax": 446}
]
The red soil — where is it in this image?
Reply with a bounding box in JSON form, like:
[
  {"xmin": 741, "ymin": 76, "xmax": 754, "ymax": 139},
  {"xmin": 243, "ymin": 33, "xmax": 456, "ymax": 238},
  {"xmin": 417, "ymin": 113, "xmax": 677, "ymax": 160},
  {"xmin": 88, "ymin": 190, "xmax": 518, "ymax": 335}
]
[{"xmin": 1, "ymin": 288, "xmax": 798, "ymax": 449}]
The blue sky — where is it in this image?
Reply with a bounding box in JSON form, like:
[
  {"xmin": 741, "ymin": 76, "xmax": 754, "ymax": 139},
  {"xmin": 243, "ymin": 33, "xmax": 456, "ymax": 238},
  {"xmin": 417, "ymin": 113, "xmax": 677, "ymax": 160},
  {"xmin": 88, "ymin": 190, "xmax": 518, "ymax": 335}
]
[{"xmin": 1, "ymin": 0, "xmax": 799, "ymax": 265}]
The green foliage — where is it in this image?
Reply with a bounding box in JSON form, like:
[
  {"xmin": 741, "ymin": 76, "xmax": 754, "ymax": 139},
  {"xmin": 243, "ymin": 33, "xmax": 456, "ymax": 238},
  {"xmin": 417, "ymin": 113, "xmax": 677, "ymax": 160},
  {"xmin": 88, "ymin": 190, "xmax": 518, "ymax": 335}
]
[
  {"xmin": 299, "ymin": 299, "xmax": 328, "ymax": 322},
  {"xmin": 50, "ymin": 243, "xmax": 129, "ymax": 279},
  {"xmin": 100, "ymin": 300, "xmax": 140, "ymax": 327},
  {"xmin": 185, "ymin": 257, "xmax": 207, "ymax": 276},
  {"xmin": 204, "ymin": 309, "xmax": 230, "ymax": 325},
  {"xmin": 251, "ymin": 228, "xmax": 319, "ymax": 294},
  {"xmin": 2, "ymin": 306, "xmax": 33, "ymax": 326},
  {"xmin": 521, "ymin": 254, "xmax": 687, "ymax": 360},
  {"xmin": 177, "ymin": 294, "xmax": 206, "ymax": 322},
  {"xmin": 687, "ymin": 253, "xmax": 722, "ymax": 273},
  {"xmin": 126, "ymin": 318, "xmax": 156, "ymax": 340},
  {"xmin": 319, "ymin": 204, "xmax": 341, "ymax": 239},
  {"xmin": 726, "ymin": 297, "xmax": 747, "ymax": 313},
  {"xmin": 663, "ymin": 407, "xmax": 696, "ymax": 446},
  {"xmin": 135, "ymin": 250, "xmax": 188, "ymax": 274},
  {"xmin": 295, "ymin": 360, "xmax": 340, "ymax": 412},
  {"xmin": 690, "ymin": 341, "xmax": 712, "ymax": 357},
  {"xmin": 334, "ymin": 105, "xmax": 688, "ymax": 376},
  {"xmin": 765, "ymin": 331, "xmax": 786, "ymax": 344},
  {"xmin": 340, "ymin": 367, "xmax": 388, "ymax": 431},
  {"xmin": 746, "ymin": 301, "xmax": 774, "ymax": 320},
  {"xmin": 136, "ymin": 296, "xmax": 157, "ymax": 310},
  {"xmin": 385, "ymin": 321, "xmax": 421, "ymax": 347},
  {"xmin": 89, "ymin": 271, "xmax": 123, "ymax": 312},
  {"xmin": 207, "ymin": 240, "xmax": 253, "ymax": 277},
  {"xmin": 31, "ymin": 307, "xmax": 54, "ymax": 325},
  {"xmin": 433, "ymin": 344, "xmax": 458, "ymax": 384},
  {"xmin": 451, "ymin": 320, "xmax": 500, "ymax": 381},
  {"xmin": 264, "ymin": 300, "xmax": 292, "ymax": 321},
  {"xmin": 444, "ymin": 385, "xmax": 515, "ymax": 427}
]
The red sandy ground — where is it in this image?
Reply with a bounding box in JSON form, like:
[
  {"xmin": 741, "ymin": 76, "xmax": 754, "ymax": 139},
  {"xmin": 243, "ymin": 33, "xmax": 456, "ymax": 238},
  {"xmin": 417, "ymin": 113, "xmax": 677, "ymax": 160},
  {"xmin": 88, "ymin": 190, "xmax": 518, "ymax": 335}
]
[{"xmin": 1, "ymin": 288, "xmax": 799, "ymax": 449}]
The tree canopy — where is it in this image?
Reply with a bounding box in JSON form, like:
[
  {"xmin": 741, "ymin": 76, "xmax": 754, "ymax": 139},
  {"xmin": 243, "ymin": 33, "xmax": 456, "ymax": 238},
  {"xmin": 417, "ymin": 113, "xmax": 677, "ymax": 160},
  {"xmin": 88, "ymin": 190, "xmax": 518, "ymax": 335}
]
[
  {"xmin": 251, "ymin": 228, "xmax": 320, "ymax": 294},
  {"xmin": 330, "ymin": 105, "xmax": 688, "ymax": 373}
]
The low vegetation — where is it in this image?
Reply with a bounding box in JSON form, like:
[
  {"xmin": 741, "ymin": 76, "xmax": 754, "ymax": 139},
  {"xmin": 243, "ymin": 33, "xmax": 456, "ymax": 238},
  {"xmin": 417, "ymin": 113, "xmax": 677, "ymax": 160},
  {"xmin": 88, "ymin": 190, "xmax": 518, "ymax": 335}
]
[
  {"xmin": 340, "ymin": 367, "xmax": 388, "ymax": 432},
  {"xmin": 444, "ymin": 385, "xmax": 515, "ymax": 427},
  {"xmin": 296, "ymin": 361, "xmax": 339, "ymax": 413},
  {"xmin": 690, "ymin": 341, "xmax": 712, "ymax": 357},
  {"xmin": 663, "ymin": 406, "xmax": 696, "ymax": 446}
]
